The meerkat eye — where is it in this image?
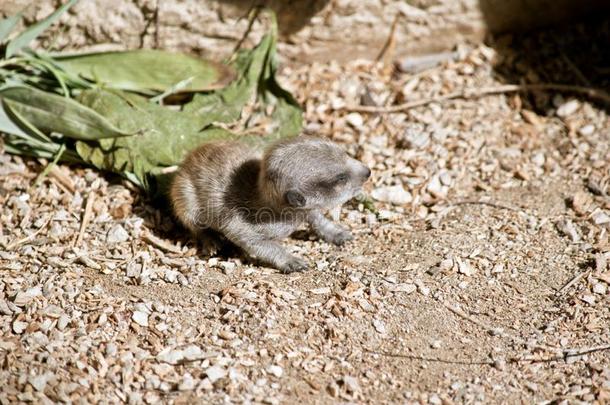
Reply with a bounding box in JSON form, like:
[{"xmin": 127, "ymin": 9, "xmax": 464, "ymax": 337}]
[{"xmin": 333, "ymin": 172, "xmax": 349, "ymax": 184}]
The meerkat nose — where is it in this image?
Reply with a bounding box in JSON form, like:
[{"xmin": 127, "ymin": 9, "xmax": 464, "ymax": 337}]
[{"xmin": 363, "ymin": 167, "xmax": 371, "ymax": 179}]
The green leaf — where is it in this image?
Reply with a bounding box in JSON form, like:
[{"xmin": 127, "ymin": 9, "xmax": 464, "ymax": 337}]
[
  {"xmin": 6, "ymin": 0, "xmax": 78, "ymax": 57},
  {"xmin": 74, "ymin": 88, "xmax": 238, "ymax": 190},
  {"xmin": 0, "ymin": 12, "xmax": 22, "ymax": 44},
  {"xmin": 0, "ymin": 86, "xmax": 132, "ymax": 140},
  {"xmin": 55, "ymin": 49, "xmax": 235, "ymax": 94}
]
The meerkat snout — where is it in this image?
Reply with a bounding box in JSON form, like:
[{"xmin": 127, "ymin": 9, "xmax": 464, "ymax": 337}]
[{"xmin": 170, "ymin": 136, "xmax": 371, "ymax": 274}]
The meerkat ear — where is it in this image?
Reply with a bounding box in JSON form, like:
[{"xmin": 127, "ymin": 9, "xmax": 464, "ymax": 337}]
[{"xmin": 285, "ymin": 189, "xmax": 306, "ymax": 207}]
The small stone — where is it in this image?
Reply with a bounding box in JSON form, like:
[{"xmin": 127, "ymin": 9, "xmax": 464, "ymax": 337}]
[
  {"xmin": 28, "ymin": 373, "xmax": 50, "ymax": 392},
  {"xmin": 417, "ymin": 285, "xmax": 430, "ymax": 297},
  {"xmin": 556, "ymin": 219, "xmax": 580, "ymax": 242},
  {"xmin": 592, "ymin": 210, "xmax": 610, "ymax": 226},
  {"xmin": 430, "ymin": 340, "xmax": 442, "ymax": 349},
  {"xmin": 371, "ymin": 185, "xmax": 412, "ymax": 205},
  {"xmin": 426, "ymin": 175, "xmax": 446, "ymax": 198},
  {"xmin": 429, "ymin": 393, "xmax": 442, "ymax": 405},
  {"xmin": 266, "ymin": 365, "xmax": 283, "ymax": 378},
  {"xmin": 592, "ymin": 283, "xmax": 607, "ymax": 295},
  {"xmin": 571, "ymin": 192, "xmax": 592, "ymax": 216},
  {"xmin": 157, "ymin": 347, "xmax": 184, "ymax": 365},
  {"xmin": 373, "ymin": 319, "xmax": 386, "ymax": 334},
  {"xmin": 310, "ymin": 287, "xmax": 331, "ymax": 295},
  {"xmin": 531, "ymin": 152, "xmax": 545, "ymax": 167},
  {"xmin": 457, "ymin": 258, "xmax": 476, "ymax": 276},
  {"xmin": 13, "ymin": 320, "xmax": 27, "ymax": 334},
  {"xmin": 579, "ymin": 124, "xmax": 595, "ymax": 136},
  {"xmin": 342, "ymin": 376, "xmax": 360, "ymax": 393},
  {"xmin": 106, "ymin": 224, "xmax": 129, "ymax": 244},
  {"xmin": 556, "ymin": 99, "xmax": 580, "ymax": 117},
  {"xmin": 178, "ymin": 373, "xmax": 196, "ymax": 391},
  {"xmin": 580, "ymin": 295, "xmax": 596, "ymax": 305},
  {"xmin": 182, "ymin": 345, "xmax": 206, "ymax": 361},
  {"xmin": 219, "ymin": 261, "xmax": 236, "ymax": 275},
  {"xmin": 205, "ymin": 366, "xmax": 227, "ymax": 383},
  {"xmin": 57, "ymin": 314, "xmax": 70, "ymax": 330},
  {"xmin": 493, "ymin": 359, "xmax": 507, "ymax": 370},
  {"xmin": 491, "ymin": 263, "xmax": 505, "ymax": 274},
  {"xmin": 391, "ymin": 283, "xmax": 417, "ymax": 294},
  {"xmin": 345, "ymin": 112, "xmax": 364, "ymax": 129},
  {"xmin": 14, "ymin": 286, "xmax": 42, "ymax": 306},
  {"xmin": 132, "ymin": 311, "xmax": 149, "ymax": 327}
]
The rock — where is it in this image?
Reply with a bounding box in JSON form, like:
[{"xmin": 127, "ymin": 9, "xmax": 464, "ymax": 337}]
[
  {"xmin": 178, "ymin": 373, "xmax": 196, "ymax": 391},
  {"xmin": 57, "ymin": 314, "xmax": 70, "ymax": 330},
  {"xmin": 157, "ymin": 347, "xmax": 184, "ymax": 365},
  {"xmin": 106, "ymin": 224, "xmax": 129, "ymax": 244},
  {"xmin": 427, "ymin": 175, "xmax": 447, "ymax": 198},
  {"xmin": 12, "ymin": 320, "xmax": 27, "ymax": 334},
  {"xmin": 592, "ymin": 283, "xmax": 607, "ymax": 295},
  {"xmin": 345, "ymin": 112, "xmax": 364, "ymax": 129},
  {"xmin": 556, "ymin": 219, "xmax": 580, "ymax": 242},
  {"xmin": 391, "ymin": 283, "xmax": 417, "ymax": 294},
  {"xmin": 219, "ymin": 261, "xmax": 236, "ymax": 275},
  {"xmin": 205, "ymin": 366, "xmax": 227, "ymax": 383},
  {"xmin": 556, "ymin": 99, "xmax": 580, "ymax": 117},
  {"xmin": 28, "ymin": 373, "xmax": 50, "ymax": 392},
  {"xmin": 571, "ymin": 192, "xmax": 592, "ymax": 216},
  {"xmin": 267, "ymin": 365, "xmax": 283, "ymax": 378},
  {"xmin": 14, "ymin": 286, "xmax": 42, "ymax": 306},
  {"xmin": 342, "ymin": 376, "xmax": 360, "ymax": 393},
  {"xmin": 310, "ymin": 287, "xmax": 331, "ymax": 295},
  {"xmin": 579, "ymin": 124, "xmax": 595, "ymax": 136},
  {"xmin": 457, "ymin": 258, "xmax": 476, "ymax": 276},
  {"xmin": 373, "ymin": 319, "xmax": 386, "ymax": 334},
  {"xmin": 591, "ymin": 210, "xmax": 610, "ymax": 226},
  {"xmin": 132, "ymin": 311, "xmax": 149, "ymax": 327},
  {"xmin": 371, "ymin": 185, "xmax": 412, "ymax": 205},
  {"xmin": 580, "ymin": 295, "xmax": 596, "ymax": 305},
  {"xmin": 182, "ymin": 345, "xmax": 206, "ymax": 361},
  {"xmin": 400, "ymin": 128, "xmax": 430, "ymax": 149}
]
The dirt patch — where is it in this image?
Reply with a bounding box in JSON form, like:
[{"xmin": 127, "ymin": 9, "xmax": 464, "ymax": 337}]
[{"xmin": 1, "ymin": 24, "xmax": 609, "ymax": 405}]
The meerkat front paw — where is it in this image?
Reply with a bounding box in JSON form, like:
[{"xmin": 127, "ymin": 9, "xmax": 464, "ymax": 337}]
[
  {"xmin": 279, "ymin": 256, "xmax": 309, "ymax": 274},
  {"xmin": 324, "ymin": 228, "xmax": 353, "ymax": 246}
]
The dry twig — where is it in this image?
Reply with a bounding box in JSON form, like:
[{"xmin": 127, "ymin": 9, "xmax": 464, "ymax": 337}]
[
  {"xmin": 142, "ymin": 230, "xmax": 183, "ymax": 254},
  {"xmin": 6, "ymin": 215, "xmax": 52, "ymax": 250},
  {"xmin": 73, "ymin": 192, "xmax": 96, "ymax": 247},
  {"xmin": 344, "ymin": 84, "xmax": 610, "ymax": 113},
  {"xmin": 556, "ymin": 270, "xmax": 590, "ymax": 295}
]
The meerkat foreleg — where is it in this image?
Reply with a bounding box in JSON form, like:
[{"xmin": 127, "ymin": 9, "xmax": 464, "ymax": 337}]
[
  {"xmin": 307, "ymin": 210, "xmax": 353, "ymax": 246},
  {"xmin": 222, "ymin": 223, "xmax": 309, "ymax": 273}
]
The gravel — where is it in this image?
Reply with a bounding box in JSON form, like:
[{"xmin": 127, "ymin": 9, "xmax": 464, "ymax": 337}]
[{"xmin": 1, "ymin": 14, "xmax": 609, "ymax": 404}]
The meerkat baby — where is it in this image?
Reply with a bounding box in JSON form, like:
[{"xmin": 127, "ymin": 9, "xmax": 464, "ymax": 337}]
[{"xmin": 170, "ymin": 136, "xmax": 371, "ymax": 273}]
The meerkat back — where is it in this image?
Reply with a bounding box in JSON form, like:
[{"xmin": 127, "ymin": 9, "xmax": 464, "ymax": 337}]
[{"xmin": 170, "ymin": 141, "xmax": 256, "ymax": 233}]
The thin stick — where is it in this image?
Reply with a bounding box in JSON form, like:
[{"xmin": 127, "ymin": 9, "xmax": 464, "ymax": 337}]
[
  {"xmin": 376, "ymin": 14, "xmax": 400, "ymax": 63},
  {"xmin": 440, "ymin": 300, "xmax": 562, "ymax": 354},
  {"xmin": 343, "ymin": 83, "xmax": 610, "ymax": 113},
  {"xmin": 366, "ymin": 344, "xmax": 610, "ymax": 366},
  {"xmin": 73, "ymin": 192, "xmax": 96, "ymax": 247},
  {"xmin": 142, "ymin": 230, "xmax": 183, "ymax": 254},
  {"xmin": 231, "ymin": 5, "xmax": 262, "ymax": 56},
  {"xmin": 451, "ymin": 199, "xmax": 520, "ymax": 212},
  {"xmin": 6, "ymin": 215, "xmax": 52, "ymax": 250},
  {"xmin": 556, "ymin": 270, "xmax": 590, "ymax": 295},
  {"xmin": 33, "ymin": 143, "xmax": 66, "ymax": 187}
]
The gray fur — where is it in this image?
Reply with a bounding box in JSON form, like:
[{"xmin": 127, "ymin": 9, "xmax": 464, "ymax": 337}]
[{"xmin": 170, "ymin": 136, "xmax": 370, "ymax": 273}]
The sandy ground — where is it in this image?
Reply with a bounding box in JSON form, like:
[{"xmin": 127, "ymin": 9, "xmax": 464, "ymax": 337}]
[{"xmin": 1, "ymin": 21, "xmax": 610, "ymax": 404}]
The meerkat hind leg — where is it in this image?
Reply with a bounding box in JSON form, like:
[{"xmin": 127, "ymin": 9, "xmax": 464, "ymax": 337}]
[{"xmin": 223, "ymin": 226, "xmax": 309, "ymax": 273}]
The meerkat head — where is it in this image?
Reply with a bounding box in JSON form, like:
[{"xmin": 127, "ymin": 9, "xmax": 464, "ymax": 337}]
[{"xmin": 260, "ymin": 136, "xmax": 371, "ymax": 210}]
